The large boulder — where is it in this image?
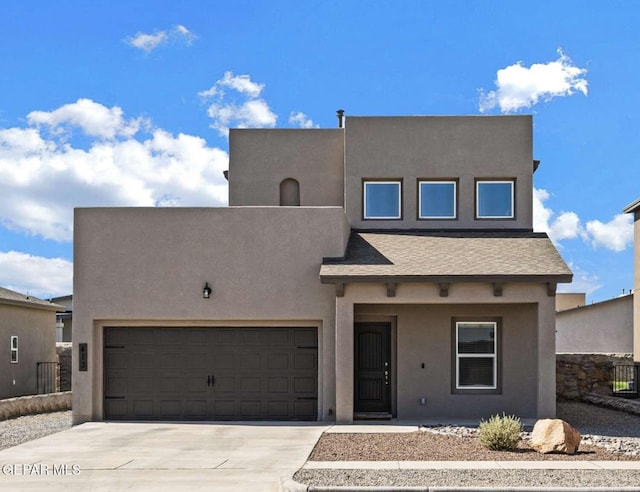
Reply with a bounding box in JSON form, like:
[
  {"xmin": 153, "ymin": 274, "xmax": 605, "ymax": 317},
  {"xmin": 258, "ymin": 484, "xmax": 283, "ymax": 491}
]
[{"xmin": 530, "ymin": 419, "xmax": 581, "ymax": 454}]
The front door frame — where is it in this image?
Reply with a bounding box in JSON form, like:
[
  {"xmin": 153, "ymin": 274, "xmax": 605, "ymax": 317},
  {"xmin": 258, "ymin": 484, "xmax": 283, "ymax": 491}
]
[{"xmin": 353, "ymin": 322, "xmax": 392, "ymax": 415}]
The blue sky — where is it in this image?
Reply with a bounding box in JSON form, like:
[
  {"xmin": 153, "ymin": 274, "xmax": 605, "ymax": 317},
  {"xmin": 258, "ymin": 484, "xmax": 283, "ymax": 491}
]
[{"xmin": 0, "ymin": 1, "xmax": 637, "ymax": 302}]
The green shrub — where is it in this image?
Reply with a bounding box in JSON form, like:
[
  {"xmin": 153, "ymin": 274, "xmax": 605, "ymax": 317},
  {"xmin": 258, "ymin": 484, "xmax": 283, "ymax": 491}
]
[{"xmin": 478, "ymin": 413, "xmax": 522, "ymax": 451}]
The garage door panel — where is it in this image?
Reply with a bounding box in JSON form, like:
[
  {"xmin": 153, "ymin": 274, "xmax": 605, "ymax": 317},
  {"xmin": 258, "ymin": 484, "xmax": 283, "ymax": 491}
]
[
  {"xmin": 295, "ymin": 329, "xmax": 317, "ymax": 347},
  {"xmin": 104, "ymin": 327, "xmax": 318, "ymax": 421},
  {"xmin": 130, "ymin": 376, "xmax": 154, "ymax": 394},
  {"xmin": 133, "ymin": 400, "xmax": 154, "ymax": 417},
  {"xmin": 212, "ymin": 353, "xmax": 234, "ymax": 369},
  {"xmin": 268, "ymin": 377, "xmax": 288, "ymax": 393},
  {"xmin": 294, "ymin": 376, "xmax": 316, "ymax": 394},
  {"xmin": 213, "ymin": 400, "xmax": 235, "ymax": 418},
  {"xmin": 294, "ymin": 400, "xmax": 316, "ymax": 419},
  {"xmin": 239, "ymin": 377, "xmax": 261, "ymax": 393},
  {"xmin": 239, "ymin": 353, "xmax": 261, "ymax": 370},
  {"xmin": 240, "ymin": 329, "xmax": 263, "ymax": 346},
  {"xmin": 294, "ymin": 353, "xmax": 316, "ymax": 370},
  {"xmin": 133, "ymin": 352, "xmax": 155, "ymax": 369},
  {"xmin": 267, "ymin": 329, "xmax": 291, "ymax": 346},
  {"xmin": 268, "ymin": 353, "xmax": 289, "ymax": 370},
  {"xmin": 185, "ymin": 400, "xmax": 207, "ymax": 418}
]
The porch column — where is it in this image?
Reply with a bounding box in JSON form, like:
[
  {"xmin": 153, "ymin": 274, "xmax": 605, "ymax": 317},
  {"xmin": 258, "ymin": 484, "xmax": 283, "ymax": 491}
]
[
  {"xmin": 335, "ymin": 295, "xmax": 354, "ymax": 423},
  {"xmin": 537, "ymin": 295, "xmax": 556, "ymax": 418}
]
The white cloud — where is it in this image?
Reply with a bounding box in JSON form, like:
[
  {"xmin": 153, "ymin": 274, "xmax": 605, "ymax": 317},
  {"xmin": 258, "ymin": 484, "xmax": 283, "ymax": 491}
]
[
  {"xmin": 0, "ymin": 251, "xmax": 72, "ymax": 298},
  {"xmin": 534, "ymin": 187, "xmax": 634, "ymax": 253},
  {"xmin": 289, "ymin": 112, "xmax": 319, "ymax": 128},
  {"xmin": 27, "ymin": 98, "xmax": 148, "ymax": 140},
  {"xmin": 0, "ymin": 100, "xmax": 229, "ymax": 242},
  {"xmin": 533, "ymin": 188, "xmax": 582, "ymax": 243},
  {"xmin": 479, "ymin": 49, "xmax": 588, "ymax": 113},
  {"xmin": 126, "ymin": 25, "xmax": 196, "ymax": 53},
  {"xmin": 557, "ymin": 261, "xmax": 602, "ymax": 296},
  {"xmin": 585, "ymin": 214, "xmax": 634, "ymax": 252},
  {"xmin": 199, "ymin": 72, "xmax": 277, "ymax": 136}
]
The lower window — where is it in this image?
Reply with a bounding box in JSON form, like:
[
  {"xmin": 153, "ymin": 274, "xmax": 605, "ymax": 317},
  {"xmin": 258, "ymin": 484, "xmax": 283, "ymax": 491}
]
[
  {"xmin": 454, "ymin": 321, "xmax": 498, "ymax": 391},
  {"xmin": 10, "ymin": 336, "xmax": 18, "ymax": 363}
]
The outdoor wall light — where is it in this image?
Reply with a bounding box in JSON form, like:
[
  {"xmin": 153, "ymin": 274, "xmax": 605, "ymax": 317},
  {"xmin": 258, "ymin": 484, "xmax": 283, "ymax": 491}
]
[{"xmin": 203, "ymin": 282, "xmax": 212, "ymax": 299}]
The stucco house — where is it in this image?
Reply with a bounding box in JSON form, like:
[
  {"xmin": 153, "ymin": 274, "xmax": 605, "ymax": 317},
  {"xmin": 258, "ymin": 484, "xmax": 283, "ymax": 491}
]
[
  {"xmin": 52, "ymin": 294, "xmax": 73, "ymax": 343},
  {"xmin": 624, "ymin": 198, "xmax": 640, "ymax": 363},
  {"xmin": 556, "ymin": 293, "xmax": 633, "ymax": 354},
  {"xmin": 0, "ymin": 287, "xmax": 61, "ymax": 399},
  {"xmin": 73, "ymin": 114, "xmax": 572, "ymax": 424}
]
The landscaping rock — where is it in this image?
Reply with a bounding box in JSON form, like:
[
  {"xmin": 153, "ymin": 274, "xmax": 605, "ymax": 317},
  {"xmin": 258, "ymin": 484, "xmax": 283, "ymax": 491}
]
[{"xmin": 530, "ymin": 418, "xmax": 581, "ymax": 454}]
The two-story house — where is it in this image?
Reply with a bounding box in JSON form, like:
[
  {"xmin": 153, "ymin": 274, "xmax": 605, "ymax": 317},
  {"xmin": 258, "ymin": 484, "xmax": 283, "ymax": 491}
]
[{"xmin": 73, "ymin": 114, "xmax": 572, "ymax": 424}]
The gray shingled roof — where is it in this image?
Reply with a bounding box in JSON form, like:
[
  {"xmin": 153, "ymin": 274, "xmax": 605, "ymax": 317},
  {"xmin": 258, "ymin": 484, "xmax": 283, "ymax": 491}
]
[
  {"xmin": 320, "ymin": 231, "xmax": 572, "ymax": 282},
  {"xmin": 0, "ymin": 287, "xmax": 64, "ymax": 311}
]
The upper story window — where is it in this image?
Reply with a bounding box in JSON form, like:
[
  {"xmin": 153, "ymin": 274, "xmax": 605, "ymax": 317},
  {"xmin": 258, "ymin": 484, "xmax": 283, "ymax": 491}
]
[
  {"xmin": 476, "ymin": 180, "xmax": 514, "ymax": 219},
  {"xmin": 363, "ymin": 180, "xmax": 402, "ymax": 219},
  {"xmin": 418, "ymin": 180, "xmax": 457, "ymax": 219}
]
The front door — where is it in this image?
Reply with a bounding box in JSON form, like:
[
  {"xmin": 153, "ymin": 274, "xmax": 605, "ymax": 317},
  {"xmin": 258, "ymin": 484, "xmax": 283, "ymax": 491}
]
[{"xmin": 354, "ymin": 323, "xmax": 391, "ymax": 414}]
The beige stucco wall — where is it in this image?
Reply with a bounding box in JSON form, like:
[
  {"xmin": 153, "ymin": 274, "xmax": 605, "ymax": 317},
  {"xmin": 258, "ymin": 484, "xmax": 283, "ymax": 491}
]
[
  {"xmin": 228, "ymin": 129, "xmax": 345, "ymax": 207},
  {"xmin": 556, "ymin": 294, "xmax": 633, "ymax": 353},
  {"xmin": 73, "ymin": 206, "xmax": 349, "ymax": 424},
  {"xmin": 344, "ymin": 115, "xmax": 534, "ymax": 230},
  {"xmin": 0, "ymin": 303, "xmax": 57, "ymax": 399},
  {"xmin": 555, "ymin": 293, "xmax": 586, "ymax": 312},
  {"xmin": 634, "ymin": 210, "xmax": 640, "ymax": 362},
  {"xmin": 334, "ymin": 282, "xmax": 555, "ymax": 422}
]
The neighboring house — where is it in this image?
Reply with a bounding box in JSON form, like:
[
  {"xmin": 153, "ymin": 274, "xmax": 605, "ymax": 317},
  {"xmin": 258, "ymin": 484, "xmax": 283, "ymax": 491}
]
[
  {"xmin": 556, "ymin": 293, "xmax": 633, "ymax": 353},
  {"xmin": 0, "ymin": 287, "xmax": 62, "ymax": 399},
  {"xmin": 555, "ymin": 292, "xmax": 586, "ymax": 312},
  {"xmin": 624, "ymin": 198, "xmax": 640, "ymax": 361},
  {"xmin": 52, "ymin": 294, "xmax": 73, "ymax": 342},
  {"xmin": 73, "ymin": 114, "xmax": 572, "ymax": 424}
]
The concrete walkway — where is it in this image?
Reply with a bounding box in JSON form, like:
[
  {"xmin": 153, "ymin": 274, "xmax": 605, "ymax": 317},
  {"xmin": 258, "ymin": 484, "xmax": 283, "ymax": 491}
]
[{"xmin": 0, "ymin": 421, "xmax": 330, "ymax": 491}]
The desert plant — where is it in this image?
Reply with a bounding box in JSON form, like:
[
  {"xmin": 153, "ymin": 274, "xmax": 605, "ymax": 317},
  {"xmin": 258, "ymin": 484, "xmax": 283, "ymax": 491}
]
[{"xmin": 478, "ymin": 413, "xmax": 522, "ymax": 451}]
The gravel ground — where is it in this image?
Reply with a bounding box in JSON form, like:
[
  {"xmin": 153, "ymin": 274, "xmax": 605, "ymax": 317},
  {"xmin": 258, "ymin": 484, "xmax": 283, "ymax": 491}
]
[
  {"xmin": 295, "ymin": 402, "xmax": 640, "ymax": 488},
  {"xmin": 0, "ymin": 411, "xmax": 72, "ymax": 451}
]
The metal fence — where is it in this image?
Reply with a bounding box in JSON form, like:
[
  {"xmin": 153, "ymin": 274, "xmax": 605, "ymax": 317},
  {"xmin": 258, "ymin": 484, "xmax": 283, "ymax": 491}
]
[
  {"xmin": 612, "ymin": 364, "xmax": 639, "ymax": 399},
  {"xmin": 36, "ymin": 361, "xmax": 60, "ymax": 394}
]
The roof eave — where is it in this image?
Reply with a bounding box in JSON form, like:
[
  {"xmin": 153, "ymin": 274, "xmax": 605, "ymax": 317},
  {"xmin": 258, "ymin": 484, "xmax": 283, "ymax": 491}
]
[
  {"xmin": 0, "ymin": 298, "xmax": 64, "ymax": 312},
  {"xmin": 320, "ymin": 273, "xmax": 573, "ymax": 284},
  {"xmin": 623, "ymin": 197, "xmax": 640, "ymax": 214}
]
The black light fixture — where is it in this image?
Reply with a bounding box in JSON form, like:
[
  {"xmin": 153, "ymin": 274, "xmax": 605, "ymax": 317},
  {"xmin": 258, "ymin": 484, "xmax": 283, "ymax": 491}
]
[{"xmin": 203, "ymin": 282, "xmax": 212, "ymax": 299}]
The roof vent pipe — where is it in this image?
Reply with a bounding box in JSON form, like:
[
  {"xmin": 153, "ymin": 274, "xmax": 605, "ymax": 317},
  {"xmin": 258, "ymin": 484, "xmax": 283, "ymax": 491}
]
[{"xmin": 336, "ymin": 109, "xmax": 344, "ymax": 128}]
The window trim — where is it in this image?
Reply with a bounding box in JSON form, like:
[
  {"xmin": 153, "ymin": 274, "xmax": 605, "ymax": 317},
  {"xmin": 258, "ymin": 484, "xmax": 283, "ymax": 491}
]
[
  {"xmin": 475, "ymin": 179, "xmax": 516, "ymax": 220},
  {"xmin": 10, "ymin": 336, "xmax": 18, "ymax": 364},
  {"xmin": 417, "ymin": 179, "xmax": 458, "ymax": 220},
  {"xmin": 451, "ymin": 318, "xmax": 501, "ymax": 395},
  {"xmin": 362, "ymin": 179, "xmax": 403, "ymax": 220}
]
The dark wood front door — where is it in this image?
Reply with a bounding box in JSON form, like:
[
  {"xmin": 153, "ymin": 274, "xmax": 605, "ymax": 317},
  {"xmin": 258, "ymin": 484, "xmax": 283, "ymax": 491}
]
[{"xmin": 354, "ymin": 323, "xmax": 391, "ymax": 413}]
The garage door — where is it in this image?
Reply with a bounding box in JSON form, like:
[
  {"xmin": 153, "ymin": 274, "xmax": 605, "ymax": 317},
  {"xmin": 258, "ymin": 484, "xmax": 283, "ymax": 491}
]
[{"xmin": 104, "ymin": 327, "xmax": 318, "ymax": 421}]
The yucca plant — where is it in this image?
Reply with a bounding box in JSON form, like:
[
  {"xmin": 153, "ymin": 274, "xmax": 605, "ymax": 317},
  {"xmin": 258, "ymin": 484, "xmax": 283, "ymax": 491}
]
[{"xmin": 478, "ymin": 413, "xmax": 522, "ymax": 451}]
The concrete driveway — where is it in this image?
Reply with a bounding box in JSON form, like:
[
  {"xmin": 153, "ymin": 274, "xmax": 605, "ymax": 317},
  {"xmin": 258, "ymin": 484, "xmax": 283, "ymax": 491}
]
[{"xmin": 0, "ymin": 421, "xmax": 329, "ymax": 491}]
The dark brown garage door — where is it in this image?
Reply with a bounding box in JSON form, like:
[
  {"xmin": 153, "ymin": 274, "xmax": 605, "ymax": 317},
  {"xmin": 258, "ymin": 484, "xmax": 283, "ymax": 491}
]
[{"xmin": 104, "ymin": 327, "xmax": 318, "ymax": 421}]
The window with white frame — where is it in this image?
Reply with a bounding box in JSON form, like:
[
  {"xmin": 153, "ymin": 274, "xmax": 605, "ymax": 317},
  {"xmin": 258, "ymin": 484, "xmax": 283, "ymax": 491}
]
[
  {"xmin": 10, "ymin": 336, "xmax": 18, "ymax": 363},
  {"xmin": 419, "ymin": 180, "xmax": 457, "ymax": 219},
  {"xmin": 455, "ymin": 321, "xmax": 497, "ymax": 389},
  {"xmin": 476, "ymin": 180, "xmax": 514, "ymax": 219},
  {"xmin": 363, "ymin": 180, "xmax": 402, "ymax": 219}
]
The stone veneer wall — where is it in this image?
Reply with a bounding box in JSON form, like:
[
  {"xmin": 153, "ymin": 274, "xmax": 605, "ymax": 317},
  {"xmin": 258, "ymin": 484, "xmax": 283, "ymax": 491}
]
[
  {"xmin": 557, "ymin": 353, "xmax": 634, "ymax": 400},
  {"xmin": 0, "ymin": 392, "xmax": 72, "ymax": 421},
  {"xmin": 56, "ymin": 343, "xmax": 72, "ymax": 392}
]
